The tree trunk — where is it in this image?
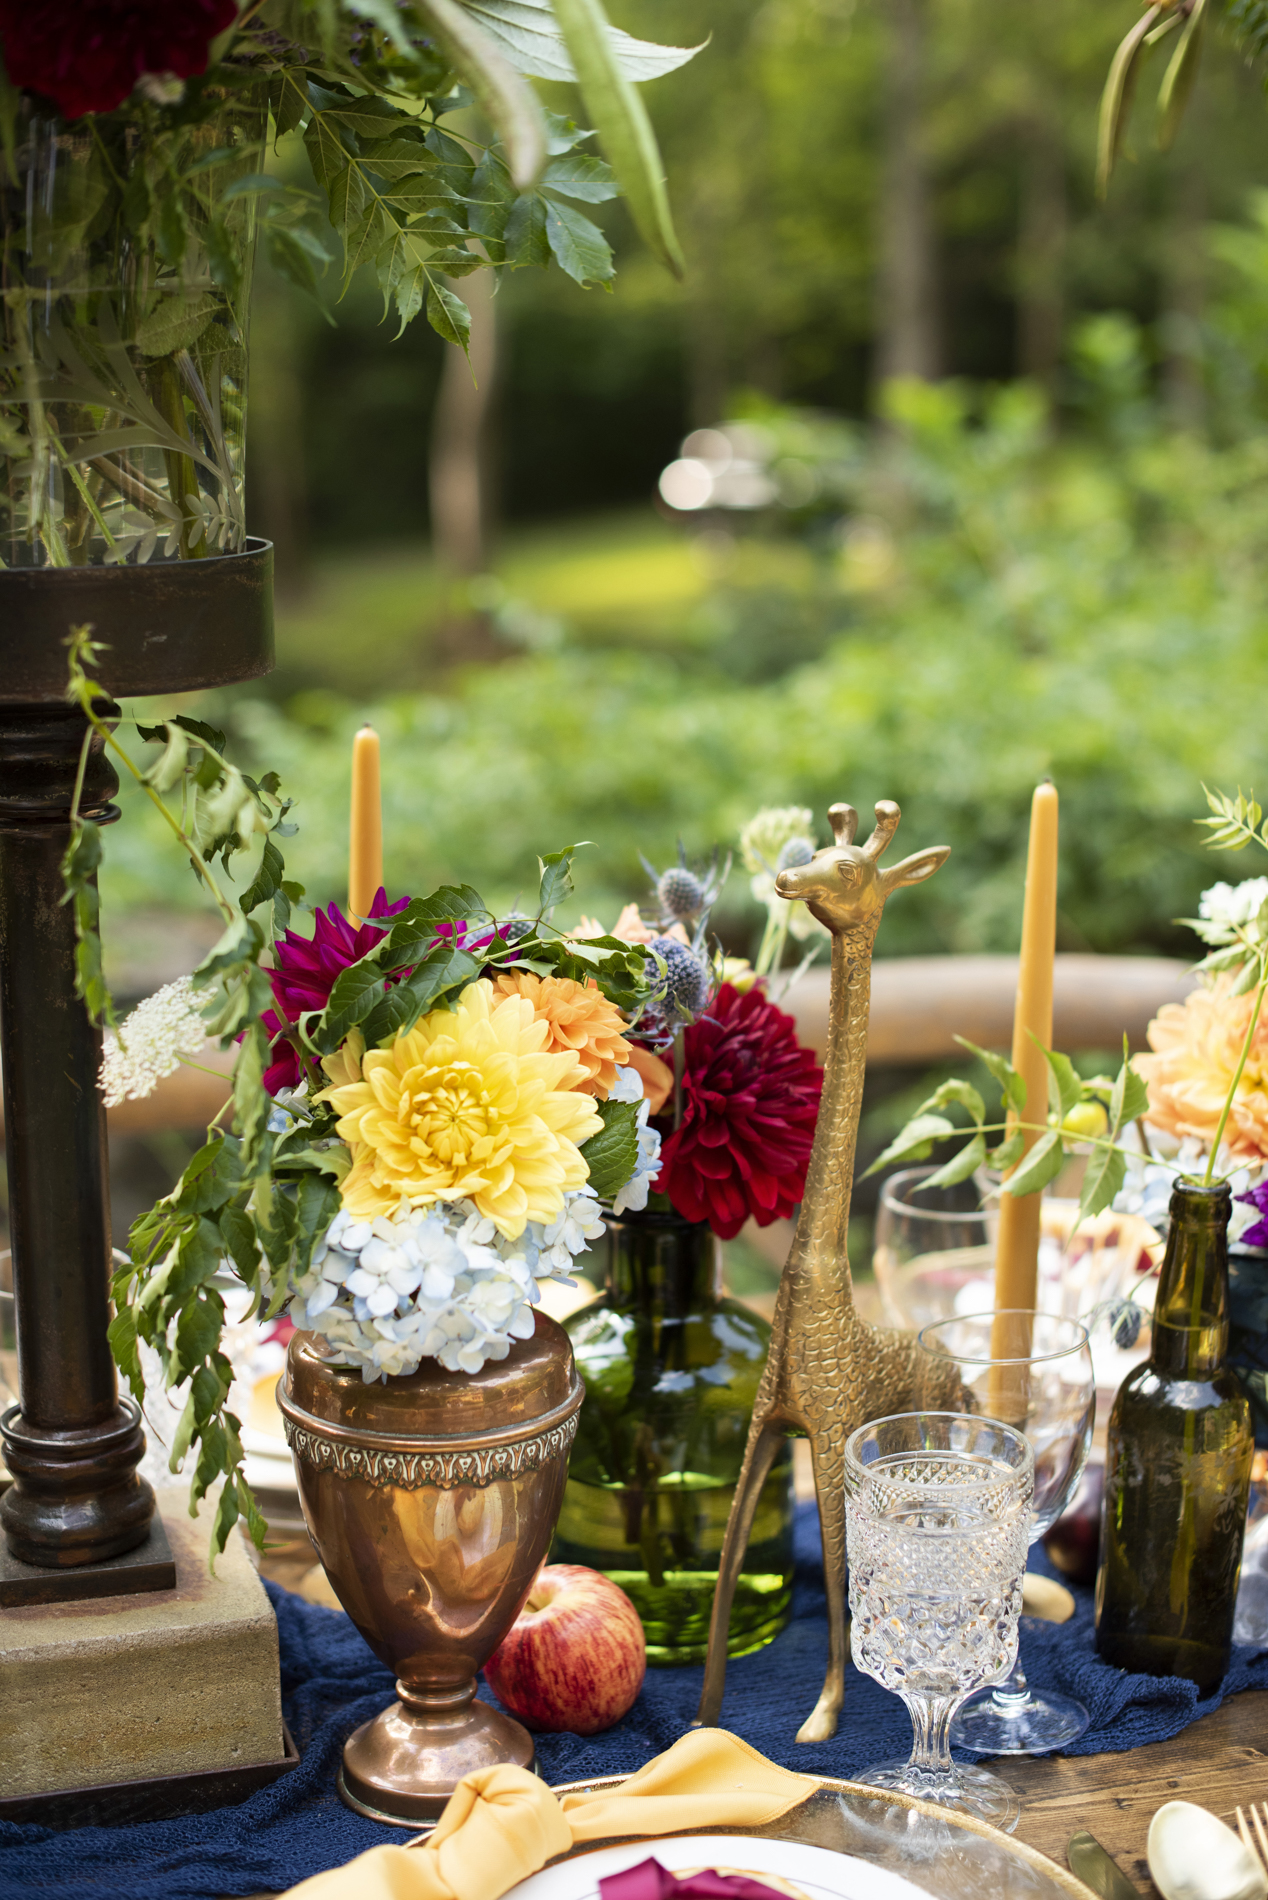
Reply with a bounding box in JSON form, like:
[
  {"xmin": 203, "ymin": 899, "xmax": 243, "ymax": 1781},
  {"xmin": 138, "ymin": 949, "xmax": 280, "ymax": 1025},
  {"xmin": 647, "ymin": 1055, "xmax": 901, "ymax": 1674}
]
[
  {"xmin": 246, "ymin": 262, "xmax": 309, "ymax": 595},
  {"xmin": 1016, "ymin": 114, "xmax": 1066, "ymax": 388},
  {"xmin": 429, "ymin": 265, "xmax": 498, "ymax": 577},
  {"xmin": 428, "ymin": 266, "xmax": 501, "ymax": 664},
  {"xmin": 875, "ymin": 0, "xmax": 939, "ymax": 386},
  {"xmin": 685, "ymin": 284, "xmax": 730, "ymax": 428},
  {"xmin": 1163, "ymin": 161, "xmax": 1206, "ymax": 429}
]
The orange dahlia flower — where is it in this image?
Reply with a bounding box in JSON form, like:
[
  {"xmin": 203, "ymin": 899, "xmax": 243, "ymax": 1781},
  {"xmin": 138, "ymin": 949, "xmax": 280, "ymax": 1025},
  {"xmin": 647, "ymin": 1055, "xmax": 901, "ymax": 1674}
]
[
  {"xmin": 491, "ymin": 970, "xmax": 633, "ymax": 1097},
  {"xmin": 1138, "ymin": 976, "xmax": 1268, "ymax": 1163}
]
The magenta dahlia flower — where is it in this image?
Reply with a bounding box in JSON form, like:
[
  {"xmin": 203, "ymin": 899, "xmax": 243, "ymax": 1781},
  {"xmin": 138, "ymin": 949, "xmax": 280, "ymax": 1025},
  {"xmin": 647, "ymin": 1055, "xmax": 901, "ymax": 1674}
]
[
  {"xmin": 0, "ymin": 0, "xmax": 238, "ymax": 121},
  {"xmin": 262, "ymin": 889, "xmax": 408, "ymax": 1095},
  {"xmin": 655, "ymin": 982, "xmax": 822, "ymax": 1241}
]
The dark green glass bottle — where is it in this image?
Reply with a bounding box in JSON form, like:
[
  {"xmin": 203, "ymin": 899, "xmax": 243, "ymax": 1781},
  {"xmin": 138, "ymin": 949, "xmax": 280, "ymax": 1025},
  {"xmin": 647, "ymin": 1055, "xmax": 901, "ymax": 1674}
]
[
  {"xmin": 1096, "ymin": 1179, "xmax": 1254, "ymax": 1690},
  {"xmin": 551, "ymin": 1210, "xmax": 794, "ymax": 1665}
]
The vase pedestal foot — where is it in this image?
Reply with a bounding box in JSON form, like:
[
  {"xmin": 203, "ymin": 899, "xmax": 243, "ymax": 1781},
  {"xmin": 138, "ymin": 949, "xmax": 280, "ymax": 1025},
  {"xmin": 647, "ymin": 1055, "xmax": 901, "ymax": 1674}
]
[{"xmin": 339, "ymin": 1679, "xmax": 537, "ymax": 1827}]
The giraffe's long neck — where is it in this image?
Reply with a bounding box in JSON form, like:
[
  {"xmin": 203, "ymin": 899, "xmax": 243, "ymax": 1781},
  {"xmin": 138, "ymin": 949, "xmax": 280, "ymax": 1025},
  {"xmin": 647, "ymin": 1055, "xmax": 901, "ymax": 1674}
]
[{"xmin": 785, "ymin": 918, "xmax": 880, "ymax": 1296}]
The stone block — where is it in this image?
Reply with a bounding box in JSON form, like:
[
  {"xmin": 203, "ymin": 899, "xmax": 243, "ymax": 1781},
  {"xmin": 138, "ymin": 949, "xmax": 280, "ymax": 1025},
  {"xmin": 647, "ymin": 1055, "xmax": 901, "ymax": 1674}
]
[{"xmin": 0, "ymin": 1489, "xmax": 284, "ymax": 1798}]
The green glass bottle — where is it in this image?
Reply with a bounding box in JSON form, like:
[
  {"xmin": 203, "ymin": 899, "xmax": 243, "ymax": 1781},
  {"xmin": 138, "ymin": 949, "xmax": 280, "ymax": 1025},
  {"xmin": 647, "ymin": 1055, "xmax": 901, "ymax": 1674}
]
[
  {"xmin": 552, "ymin": 1209, "xmax": 795, "ymax": 1665},
  {"xmin": 1096, "ymin": 1179, "xmax": 1254, "ymax": 1690}
]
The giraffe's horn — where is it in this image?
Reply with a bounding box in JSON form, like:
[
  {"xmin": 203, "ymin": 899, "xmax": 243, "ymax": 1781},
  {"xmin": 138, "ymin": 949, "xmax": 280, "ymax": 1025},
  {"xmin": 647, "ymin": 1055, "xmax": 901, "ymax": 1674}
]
[
  {"xmin": 863, "ymin": 800, "xmax": 901, "ymax": 860},
  {"xmin": 827, "ymin": 803, "xmax": 858, "ymax": 845}
]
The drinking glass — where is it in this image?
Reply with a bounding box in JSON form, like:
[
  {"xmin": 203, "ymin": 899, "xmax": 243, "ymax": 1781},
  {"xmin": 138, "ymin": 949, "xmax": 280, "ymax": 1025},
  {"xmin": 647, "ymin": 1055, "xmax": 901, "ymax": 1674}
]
[
  {"xmin": 873, "ymin": 1166, "xmax": 994, "ymax": 1332},
  {"xmin": 917, "ymin": 1311, "xmax": 1096, "ymax": 1754},
  {"xmin": 845, "ymin": 1410, "xmax": 1034, "ymax": 1832}
]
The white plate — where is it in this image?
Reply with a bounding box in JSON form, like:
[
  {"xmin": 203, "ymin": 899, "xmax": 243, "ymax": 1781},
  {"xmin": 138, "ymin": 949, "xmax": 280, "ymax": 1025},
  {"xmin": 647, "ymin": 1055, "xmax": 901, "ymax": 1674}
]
[{"xmin": 506, "ymin": 1835, "xmax": 935, "ymax": 1900}]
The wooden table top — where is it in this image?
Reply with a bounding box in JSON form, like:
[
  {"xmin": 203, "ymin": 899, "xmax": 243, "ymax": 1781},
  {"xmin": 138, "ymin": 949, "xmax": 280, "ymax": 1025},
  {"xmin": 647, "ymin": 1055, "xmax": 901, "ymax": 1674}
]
[{"xmin": 1008, "ymin": 1689, "xmax": 1268, "ymax": 1894}]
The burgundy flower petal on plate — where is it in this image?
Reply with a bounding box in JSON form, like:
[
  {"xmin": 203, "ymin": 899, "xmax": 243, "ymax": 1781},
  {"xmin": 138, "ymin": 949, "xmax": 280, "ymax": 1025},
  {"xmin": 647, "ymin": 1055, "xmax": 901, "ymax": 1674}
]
[{"xmin": 599, "ymin": 1861, "xmax": 795, "ymax": 1900}]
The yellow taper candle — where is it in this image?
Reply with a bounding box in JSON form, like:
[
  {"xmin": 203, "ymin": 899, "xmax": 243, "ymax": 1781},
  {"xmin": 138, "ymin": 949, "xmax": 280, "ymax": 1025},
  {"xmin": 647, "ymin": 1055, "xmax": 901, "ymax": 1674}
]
[
  {"xmin": 348, "ymin": 724, "xmax": 382, "ymax": 922},
  {"xmin": 993, "ymin": 779, "xmax": 1059, "ymax": 1320}
]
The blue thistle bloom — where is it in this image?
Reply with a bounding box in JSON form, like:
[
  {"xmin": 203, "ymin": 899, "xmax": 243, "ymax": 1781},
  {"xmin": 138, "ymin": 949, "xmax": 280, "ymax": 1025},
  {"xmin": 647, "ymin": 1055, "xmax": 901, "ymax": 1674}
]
[
  {"xmin": 649, "ymin": 936, "xmax": 709, "ymax": 1024},
  {"xmin": 1108, "ymin": 1299, "xmax": 1143, "ymax": 1350},
  {"xmin": 657, "ymin": 866, "xmax": 708, "ymax": 919},
  {"xmin": 776, "ymin": 837, "xmax": 815, "ymax": 872}
]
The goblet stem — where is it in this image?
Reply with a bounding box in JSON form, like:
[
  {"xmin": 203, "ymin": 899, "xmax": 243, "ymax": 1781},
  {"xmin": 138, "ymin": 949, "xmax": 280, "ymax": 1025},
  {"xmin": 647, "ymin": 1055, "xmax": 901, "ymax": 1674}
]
[
  {"xmin": 989, "ymin": 1656, "xmax": 1032, "ymax": 1706},
  {"xmin": 904, "ymin": 1693, "xmax": 962, "ymax": 1781}
]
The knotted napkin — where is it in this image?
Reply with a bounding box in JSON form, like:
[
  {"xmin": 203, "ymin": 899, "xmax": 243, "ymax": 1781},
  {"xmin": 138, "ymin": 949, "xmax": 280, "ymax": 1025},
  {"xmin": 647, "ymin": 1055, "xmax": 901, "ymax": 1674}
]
[{"xmin": 282, "ymin": 1729, "xmax": 816, "ymax": 1900}]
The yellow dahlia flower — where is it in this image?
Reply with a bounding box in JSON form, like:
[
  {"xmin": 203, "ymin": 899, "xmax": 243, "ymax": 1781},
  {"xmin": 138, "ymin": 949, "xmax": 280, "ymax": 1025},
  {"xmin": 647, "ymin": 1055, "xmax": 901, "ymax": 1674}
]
[
  {"xmin": 1138, "ymin": 976, "xmax": 1268, "ymax": 1163},
  {"xmin": 490, "ymin": 969, "xmax": 632, "ymax": 1097},
  {"xmin": 321, "ymin": 982, "xmax": 603, "ymax": 1236}
]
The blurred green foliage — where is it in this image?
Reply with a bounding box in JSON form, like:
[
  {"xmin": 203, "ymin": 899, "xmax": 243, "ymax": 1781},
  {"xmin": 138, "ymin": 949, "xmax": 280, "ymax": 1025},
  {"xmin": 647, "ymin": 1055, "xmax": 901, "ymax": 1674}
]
[
  {"xmin": 103, "ymin": 280, "xmax": 1268, "ymax": 967},
  {"xmin": 246, "ymin": 0, "xmax": 1268, "ymax": 552}
]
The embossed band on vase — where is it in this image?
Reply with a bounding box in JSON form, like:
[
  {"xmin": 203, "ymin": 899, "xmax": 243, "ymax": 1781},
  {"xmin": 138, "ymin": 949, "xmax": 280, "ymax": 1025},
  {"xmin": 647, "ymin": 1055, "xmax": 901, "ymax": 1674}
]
[{"xmin": 278, "ymin": 1378, "xmax": 583, "ymax": 1491}]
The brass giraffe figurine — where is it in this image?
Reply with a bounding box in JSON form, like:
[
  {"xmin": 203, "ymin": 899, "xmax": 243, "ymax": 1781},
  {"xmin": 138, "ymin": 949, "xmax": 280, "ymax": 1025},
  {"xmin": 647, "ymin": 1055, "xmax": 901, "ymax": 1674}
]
[{"xmin": 695, "ymin": 798, "xmax": 962, "ymax": 1743}]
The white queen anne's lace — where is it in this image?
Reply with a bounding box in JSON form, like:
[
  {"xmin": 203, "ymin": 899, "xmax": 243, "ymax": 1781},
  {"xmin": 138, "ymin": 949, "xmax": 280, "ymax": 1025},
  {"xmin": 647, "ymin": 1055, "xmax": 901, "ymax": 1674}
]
[
  {"xmin": 99, "ymin": 976, "xmax": 207, "ymax": 1107},
  {"xmin": 1196, "ymin": 878, "xmax": 1268, "ymax": 939}
]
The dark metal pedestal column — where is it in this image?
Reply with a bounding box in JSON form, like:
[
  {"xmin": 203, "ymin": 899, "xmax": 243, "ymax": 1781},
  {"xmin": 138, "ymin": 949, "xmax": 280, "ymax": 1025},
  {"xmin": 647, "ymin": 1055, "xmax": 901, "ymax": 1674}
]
[
  {"xmin": 0, "ymin": 539, "xmax": 273, "ymax": 1607},
  {"xmin": 0, "ymin": 699, "xmax": 166, "ymax": 1589}
]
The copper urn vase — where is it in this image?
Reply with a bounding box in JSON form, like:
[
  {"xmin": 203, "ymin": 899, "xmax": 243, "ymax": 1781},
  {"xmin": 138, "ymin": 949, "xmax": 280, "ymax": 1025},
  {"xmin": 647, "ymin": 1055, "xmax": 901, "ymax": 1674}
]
[{"xmin": 279, "ymin": 1311, "xmax": 582, "ymax": 1825}]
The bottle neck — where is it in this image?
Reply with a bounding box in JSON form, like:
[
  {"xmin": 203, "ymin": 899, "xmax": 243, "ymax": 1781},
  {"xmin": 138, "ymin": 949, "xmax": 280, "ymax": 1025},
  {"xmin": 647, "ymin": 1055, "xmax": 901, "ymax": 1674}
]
[
  {"xmin": 604, "ymin": 1212, "xmax": 721, "ymax": 1315},
  {"xmin": 1151, "ymin": 1180, "xmax": 1232, "ymax": 1378}
]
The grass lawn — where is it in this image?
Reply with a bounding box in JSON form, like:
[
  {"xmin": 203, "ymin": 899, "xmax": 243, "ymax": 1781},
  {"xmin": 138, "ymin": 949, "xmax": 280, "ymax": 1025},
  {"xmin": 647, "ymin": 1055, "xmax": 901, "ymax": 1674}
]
[{"xmin": 271, "ymin": 508, "xmax": 709, "ymax": 701}]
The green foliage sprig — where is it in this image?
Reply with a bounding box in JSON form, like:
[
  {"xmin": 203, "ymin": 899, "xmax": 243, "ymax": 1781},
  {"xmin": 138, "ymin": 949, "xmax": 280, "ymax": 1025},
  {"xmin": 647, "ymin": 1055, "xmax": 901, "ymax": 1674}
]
[
  {"xmin": 65, "ymin": 627, "xmax": 305, "ymax": 1560},
  {"xmin": 870, "ymin": 785, "xmax": 1268, "ymax": 1226},
  {"xmin": 1097, "ymin": 0, "xmax": 1268, "ymax": 198},
  {"xmin": 865, "ymin": 1034, "xmax": 1149, "ymax": 1229}
]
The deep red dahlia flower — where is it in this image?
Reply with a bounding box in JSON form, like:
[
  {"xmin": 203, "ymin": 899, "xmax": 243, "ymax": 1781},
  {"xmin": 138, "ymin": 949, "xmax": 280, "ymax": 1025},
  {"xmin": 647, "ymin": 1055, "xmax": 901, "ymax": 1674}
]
[
  {"xmin": 262, "ymin": 888, "xmax": 408, "ymax": 1096},
  {"xmin": 655, "ymin": 982, "xmax": 822, "ymax": 1241},
  {"xmin": 0, "ymin": 0, "xmax": 238, "ymax": 122}
]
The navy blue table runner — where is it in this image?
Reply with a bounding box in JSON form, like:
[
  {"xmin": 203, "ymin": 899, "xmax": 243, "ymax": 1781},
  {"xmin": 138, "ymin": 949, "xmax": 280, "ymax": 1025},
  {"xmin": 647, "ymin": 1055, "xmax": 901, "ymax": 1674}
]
[{"xmin": 2, "ymin": 1503, "xmax": 1266, "ymax": 1899}]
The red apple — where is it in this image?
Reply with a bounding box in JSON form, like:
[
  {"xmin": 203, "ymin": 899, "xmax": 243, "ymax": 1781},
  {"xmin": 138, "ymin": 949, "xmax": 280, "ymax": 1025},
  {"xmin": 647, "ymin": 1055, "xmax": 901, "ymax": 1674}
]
[{"xmin": 484, "ymin": 1564, "xmax": 646, "ymax": 1735}]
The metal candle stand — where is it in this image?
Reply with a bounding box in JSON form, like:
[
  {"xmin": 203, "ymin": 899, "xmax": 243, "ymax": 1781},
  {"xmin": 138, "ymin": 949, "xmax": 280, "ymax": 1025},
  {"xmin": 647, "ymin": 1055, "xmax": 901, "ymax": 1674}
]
[{"xmin": 0, "ymin": 541, "xmax": 273, "ymax": 1605}]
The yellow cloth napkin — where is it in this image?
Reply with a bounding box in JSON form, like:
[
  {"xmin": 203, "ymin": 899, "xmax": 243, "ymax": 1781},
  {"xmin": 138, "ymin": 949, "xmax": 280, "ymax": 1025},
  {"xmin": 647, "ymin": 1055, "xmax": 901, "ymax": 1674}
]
[{"xmin": 283, "ymin": 1730, "xmax": 815, "ymax": 1900}]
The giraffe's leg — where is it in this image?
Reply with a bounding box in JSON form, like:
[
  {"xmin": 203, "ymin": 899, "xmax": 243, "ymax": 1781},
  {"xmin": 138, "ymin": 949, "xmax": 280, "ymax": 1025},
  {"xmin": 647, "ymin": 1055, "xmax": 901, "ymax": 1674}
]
[
  {"xmin": 692, "ymin": 1415, "xmax": 785, "ymax": 1729},
  {"xmin": 795, "ymin": 1426, "xmax": 848, "ymax": 1743}
]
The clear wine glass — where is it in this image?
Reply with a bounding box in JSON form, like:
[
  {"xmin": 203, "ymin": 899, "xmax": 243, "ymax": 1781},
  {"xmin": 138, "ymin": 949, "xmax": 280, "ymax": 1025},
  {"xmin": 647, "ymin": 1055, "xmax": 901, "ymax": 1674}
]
[
  {"xmin": 917, "ymin": 1310, "xmax": 1096, "ymax": 1755},
  {"xmin": 845, "ymin": 1410, "xmax": 1034, "ymax": 1832},
  {"xmin": 873, "ymin": 1166, "xmax": 994, "ymax": 1332}
]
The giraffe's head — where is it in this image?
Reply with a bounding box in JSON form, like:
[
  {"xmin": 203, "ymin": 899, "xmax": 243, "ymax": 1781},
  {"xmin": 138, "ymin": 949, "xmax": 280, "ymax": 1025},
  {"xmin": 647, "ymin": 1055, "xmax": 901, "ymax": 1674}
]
[{"xmin": 775, "ymin": 801, "xmax": 949, "ymax": 933}]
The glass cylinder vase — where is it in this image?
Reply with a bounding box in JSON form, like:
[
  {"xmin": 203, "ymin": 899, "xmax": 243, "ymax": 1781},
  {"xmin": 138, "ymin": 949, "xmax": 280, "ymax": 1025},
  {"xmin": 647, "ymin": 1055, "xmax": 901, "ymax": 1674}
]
[
  {"xmin": 1, "ymin": 91, "xmax": 265, "ymax": 569},
  {"xmin": 551, "ymin": 1209, "xmax": 795, "ymax": 1665}
]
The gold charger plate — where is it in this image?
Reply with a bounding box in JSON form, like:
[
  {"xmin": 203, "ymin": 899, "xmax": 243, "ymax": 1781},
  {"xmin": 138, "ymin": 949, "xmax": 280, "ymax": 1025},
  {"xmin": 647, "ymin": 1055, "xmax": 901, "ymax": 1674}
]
[{"xmin": 525, "ymin": 1773, "xmax": 1098, "ymax": 1900}]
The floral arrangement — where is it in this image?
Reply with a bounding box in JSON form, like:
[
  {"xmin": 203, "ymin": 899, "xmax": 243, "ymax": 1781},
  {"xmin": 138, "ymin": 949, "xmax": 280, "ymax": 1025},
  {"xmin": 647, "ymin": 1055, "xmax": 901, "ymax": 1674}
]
[
  {"xmin": 67, "ymin": 622, "xmax": 827, "ymax": 1558},
  {"xmin": 872, "ymin": 786, "xmax": 1268, "ymax": 1271},
  {"xmin": 65, "ymin": 634, "xmax": 665, "ymax": 1553},
  {"xmin": 0, "ymin": 0, "xmax": 695, "ymax": 565}
]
